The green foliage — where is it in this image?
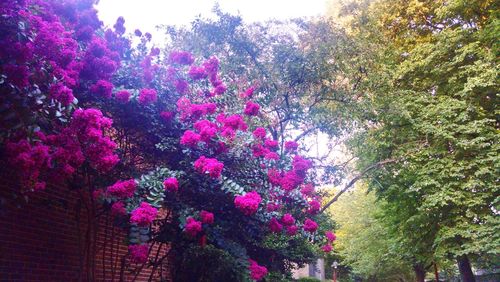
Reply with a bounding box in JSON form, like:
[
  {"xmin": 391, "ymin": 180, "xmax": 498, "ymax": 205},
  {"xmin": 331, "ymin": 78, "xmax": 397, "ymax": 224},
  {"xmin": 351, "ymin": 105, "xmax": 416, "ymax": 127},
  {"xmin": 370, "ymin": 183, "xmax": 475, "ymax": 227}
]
[
  {"xmin": 295, "ymin": 277, "xmax": 321, "ymax": 282},
  {"xmin": 341, "ymin": 0, "xmax": 499, "ymax": 274},
  {"xmin": 328, "ymin": 185, "xmax": 415, "ymax": 280}
]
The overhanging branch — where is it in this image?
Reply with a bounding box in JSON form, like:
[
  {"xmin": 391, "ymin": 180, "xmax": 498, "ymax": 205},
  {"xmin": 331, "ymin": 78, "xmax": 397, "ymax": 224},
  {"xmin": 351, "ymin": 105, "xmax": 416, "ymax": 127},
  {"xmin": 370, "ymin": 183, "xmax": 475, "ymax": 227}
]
[{"xmin": 320, "ymin": 158, "xmax": 397, "ymax": 213}]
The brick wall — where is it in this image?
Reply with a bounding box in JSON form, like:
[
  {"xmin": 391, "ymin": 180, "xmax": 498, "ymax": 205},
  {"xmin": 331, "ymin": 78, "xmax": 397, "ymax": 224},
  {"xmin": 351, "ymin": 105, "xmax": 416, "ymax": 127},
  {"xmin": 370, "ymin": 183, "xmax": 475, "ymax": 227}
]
[{"xmin": 0, "ymin": 172, "xmax": 171, "ymax": 282}]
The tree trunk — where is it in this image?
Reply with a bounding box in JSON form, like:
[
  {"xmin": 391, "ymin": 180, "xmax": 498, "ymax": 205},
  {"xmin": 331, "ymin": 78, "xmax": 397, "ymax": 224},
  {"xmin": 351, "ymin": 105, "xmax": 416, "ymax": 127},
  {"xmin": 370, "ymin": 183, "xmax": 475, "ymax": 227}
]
[
  {"xmin": 433, "ymin": 262, "xmax": 440, "ymax": 282},
  {"xmin": 413, "ymin": 264, "xmax": 426, "ymax": 282},
  {"xmin": 457, "ymin": 255, "xmax": 476, "ymax": 282}
]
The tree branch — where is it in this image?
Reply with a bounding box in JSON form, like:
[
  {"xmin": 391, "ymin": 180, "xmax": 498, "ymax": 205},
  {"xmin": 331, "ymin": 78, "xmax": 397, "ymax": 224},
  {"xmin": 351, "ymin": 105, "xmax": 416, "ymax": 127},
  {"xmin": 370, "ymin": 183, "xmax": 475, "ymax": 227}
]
[{"xmin": 320, "ymin": 158, "xmax": 397, "ymax": 213}]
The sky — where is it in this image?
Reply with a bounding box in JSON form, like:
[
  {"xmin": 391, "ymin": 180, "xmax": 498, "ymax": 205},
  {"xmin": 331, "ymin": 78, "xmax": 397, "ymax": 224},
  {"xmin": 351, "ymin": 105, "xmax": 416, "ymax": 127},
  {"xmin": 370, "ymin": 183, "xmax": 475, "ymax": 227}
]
[{"xmin": 96, "ymin": 0, "xmax": 327, "ymax": 37}]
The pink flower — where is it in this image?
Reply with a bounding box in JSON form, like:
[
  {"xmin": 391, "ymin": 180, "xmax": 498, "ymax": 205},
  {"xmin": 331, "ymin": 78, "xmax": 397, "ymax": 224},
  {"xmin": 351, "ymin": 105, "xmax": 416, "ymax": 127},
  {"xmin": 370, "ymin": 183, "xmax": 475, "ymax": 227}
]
[
  {"xmin": 234, "ymin": 191, "xmax": 262, "ymax": 216},
  {"xmin": 322, "ymin": 244, "xmax": 333, "ymax": 253},
  {"xmin": 264, "ymin": 152, "xmax": 280, "ymax": 161},
  {"xmin": 115, "ymin": 90, "xmax": 131, "ymax": 103},
  {"xmin": 300, "ymin": 184, "xmax": 315, "ymax": 196},
  {"xmin": 163, "ymin": 177, "xmax": 179, "ymax": 192},
  {"xmin": 49, "ymin": 83, "xmax": 74, "ymax": 106},
  {"xmin": 266, "ymin": 202, "xmax": 281, "ymax": 212},
  {"xmin": 111, "ymin": 201, "xmax": 127, "ymax": 216},
  {"xmin": 129, "ymin": 244, "xmax": 148, "ymax": 264},
  {"xmin": 281, "ymin": 214, "xmax": 295, "ymax": 226},
  {"xmin": 252, "ymin": 127, "xmax": 266, "ymax": 139},
  {"xmin": 180, "ymin": 130, "xmax": 201, "ymax": 147},
  {"xmin": 213, "ymin": 83, "xmax": 227, "ymax": 95},
  {"xmin": 130, "ymin": 202, "xmax": 158, "ymax": 226},
  {"xmin": 240, "ymin": 86, "xmax": 255, "ymax": 99},
  {"xmin": 252, "ymin": 144, "xmax": 270, "ymax": 158},
  {"xmin": 184, "ymin": 217, "xmax": 202, "ymax": 237},
  {"xmin": 280, "ymin": 171, "xmax": 303, "ymax": 191},
  {"xmin": 107, "ymin": 179, "xmax": 137, "ymax": 198},
  {"xmin": 325, "ymin": 231, "xmax": 337, "ymax": 242},
  {"xmin": 188, "ymin": 66, "xmax": 207, "ymax": 80},
  {"xmin": 193, "ymin": 156, "xmax": 224, "ymax": 178},
  {"xmin": 308, "ymin": 200, "xmax": 321, "ymax": 214},
  {"xmin": 249, "ymin": 260, "xmax": 268, "ymax": 281},
  {"xmin": 194, "ymin": 120, "xmax": 218, "ymax": 142},
  {"xmin": 169, "ymin": 50, "xmax": 194, "ymax": 65},
  {"xmin": 200, "ymin": 210, "xmax": 214, "ymax": 224},
  {"xmin": 286, "ymin": 225, "xmax": 298, "ymax": 236},
  {"xmin": 303, "ymin": 219, "xmax": 318, "ymax": 233},
  {"xmin": 269, "ymin": 217, "xmax": 283, "ymax": 233},
  {"xmin": 244, "ymin": 101, "xmax": 260, "ymax": 116},
  {"xmin": 138, "ymin": 88, "xmax": 158, "ymax": 105},
  {"xmin": 267, "ymin": 169, "xmax": 282, "ymax": 186},
  {"xmin": 284, "ymin": 141, "xmax": 298, "ymax": 152},
  {"xmin": 264, "ymin": 139, "xmax": 279, "ymax": 151},
  {"xmin": 202, "ymin": 56, "xmax": 219, "ymax": 73},
  {"xmin": 222, "ymin": 114, "xmax": 248, "ymax": 131},
  {"xmin": 174, "ymin": 79, "xmax": 189, "ymax": 94},
  {"xmin": 90, "ymin": 80, "xmax": 113, "ymax": 98}
]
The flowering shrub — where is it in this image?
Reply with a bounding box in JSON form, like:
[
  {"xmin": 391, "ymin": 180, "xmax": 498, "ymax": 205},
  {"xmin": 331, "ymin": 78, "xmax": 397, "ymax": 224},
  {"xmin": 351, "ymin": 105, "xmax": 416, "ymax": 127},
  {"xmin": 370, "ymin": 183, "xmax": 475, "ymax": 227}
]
[{"xmin": 0, "ymin": 1, "xmax": 336, "ymax": 280}]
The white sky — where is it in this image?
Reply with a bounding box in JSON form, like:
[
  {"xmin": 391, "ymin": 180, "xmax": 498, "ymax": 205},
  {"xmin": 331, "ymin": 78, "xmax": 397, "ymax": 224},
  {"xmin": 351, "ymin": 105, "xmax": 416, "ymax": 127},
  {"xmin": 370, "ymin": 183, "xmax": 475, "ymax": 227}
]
[{"xmin": 97, "ymin": 0, "xmax": 327, "ymax": 37}]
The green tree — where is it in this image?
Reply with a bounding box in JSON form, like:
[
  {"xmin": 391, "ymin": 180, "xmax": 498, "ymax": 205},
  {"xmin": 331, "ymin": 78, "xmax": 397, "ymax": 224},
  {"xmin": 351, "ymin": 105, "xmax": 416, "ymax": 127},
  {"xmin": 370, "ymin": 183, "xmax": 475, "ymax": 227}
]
[
  {"xmin": 341, "ymin": 1, "xmax": 499, "ymax": 281},
  {"xmin": 328, "ymin": 184, "xmax": 415, "ymax": 281}
]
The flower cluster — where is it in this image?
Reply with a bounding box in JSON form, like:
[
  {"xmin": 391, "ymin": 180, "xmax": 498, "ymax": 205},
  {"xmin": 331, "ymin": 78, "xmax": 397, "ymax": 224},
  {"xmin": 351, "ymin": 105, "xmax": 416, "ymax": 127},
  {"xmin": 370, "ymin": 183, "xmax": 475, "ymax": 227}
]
[
  {"xmin": 194, "ymin": 156, "xmax": 224, "ymax": 178},
  {"xmin": 249, "ymin": 260, "xmax": 268, "ymax": 281},
  {"xmin": 130, "ymin": 202, "xmax": 158, "ymax": 226},
  {"xmin": 138, "ymin": 88, "xmax": 158, "ymax": 105},
  {"xmin": 303, "ymin": 218, "xmax": 318, "ymax": 233},
  {"xmin": 5, "ymin": 109, "xmax": 118, "ymax": 190},
  {"xmin": 163, "ymin": 177, "xmax": 179, "ymax": 192},
  {"xmin": 184, "ymin": 217, "xmax": 202, "ymax": 237},
  {"xmin": 234, "ymin": 191, "xmax": 262, "ymax": 216},
  {"xmin": 200, "ymin": 210, "xmax": 214, "ymax": 224},
  {"xmin": 107, "ymin": 179, "xmax": 137, "ymax": 198}
]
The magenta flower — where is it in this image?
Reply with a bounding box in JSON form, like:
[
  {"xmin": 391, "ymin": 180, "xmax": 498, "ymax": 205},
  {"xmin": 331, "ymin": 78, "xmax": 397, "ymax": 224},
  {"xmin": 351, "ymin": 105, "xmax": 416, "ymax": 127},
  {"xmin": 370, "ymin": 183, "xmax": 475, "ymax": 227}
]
[
  {"xmin": 234, "ymin": 191, "xmax": 262, "ymax": 216},
  {"xmin": 184, "ymin": 217, "xmax": 202, "ymax": 237},
  {"xmin": 115, "ymin": 90, "xmax": 131, "ymax": 103},
  {"xmin": 281, "ymin": 214, "xmax": 295, "ymax": 226},
  {"xmin": 286, "ymin": 225, "xmax": 299, "ymax": 236},
  {"xmin": 180, "ymin": 130, "xmax": 201, "ymax": 148},
  {"xmin": 194, "ymin": 156, "xmax": 224, "ymax": 178},
  {"xmin": 111, "ymin": 201, "xmax": 126, "ymax": 216},
  {"xmin": 200, "ymin": 210, "xmax": 214, "ymax": 224},
  {"xmin": 169, "ymin": 50, "xmax": 194, "ymax": 65},
  {"xmin": 249, "ymin": 259, "xmax": 268, "ymax": 281},
  {"xmin": 284, "ymin": 141, "xmax": 299, "ymax": 152},
  {"xmin": 252, "ymin": 127, "xmax": 266, "ymax": 139},
  {"xmin": 107, "ymin": 179, "xmax": 137, "ymax": 198},
  {"xmin": 325, "ymin": 231, "xmax": 337, "ymax": 242},
  {"xmin": 90, "ymin": 80, "xmax": 113, "ymax": 98},
  {"xmin": 303, "ymin": 218, "xmax": 318, "ymax": 233},
  {"xmin": 244, "ymin": 101, "xmax": 260, "ymax": 116},
  {"xmin": 163, "ymin": 177, "xmax": 179, "ymax": 192},
  {"xmin": 130, "ymin": 202, "xmax": 158, "ymax": 226},
  {"xmin": 138, "ymin": 88, "xmax": 157, "ymax": 105},
  {"xmin": 269, "ymin": 217, "xmax": 283, "ymax": 233}
]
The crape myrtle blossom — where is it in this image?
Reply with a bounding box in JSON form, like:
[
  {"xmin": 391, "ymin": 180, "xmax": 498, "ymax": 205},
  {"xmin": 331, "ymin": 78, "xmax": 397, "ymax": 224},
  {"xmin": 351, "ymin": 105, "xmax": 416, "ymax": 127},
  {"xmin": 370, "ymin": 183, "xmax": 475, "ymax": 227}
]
[
  {"xmin": 107, "ymin": 179, "xmax": 137, "ymax": 198},
  {"xmin": 194, "ymin": 156, "xmax": 224, "ymax": 178},
  {"xmin": 1, "ymin": 1, "xmax": 331, "ymax": 276},
  {"xmin": 303, "ymin": 218, "xmax": 319, "ymax": 233},
  {"xmin": 184, "ymin": 217, "xmax": 202, "ymax": 237},
  {"xmin": 163, "ymin": 177, "xmax": 179, "ymax": 192},
  {"xmin": 130, "ymin": 202, "xmax": 158, "ymax": 226},
  {"xmin": 249, "ymin": 260, "xmax": 268, "ymax": 281},
  {"xmin": 234, "ymin": 191, "xmax": 262, "ymax": 215},
  {"xmin": 200, "ymin": 210, "xmax": 214, "ymax": 224}
]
